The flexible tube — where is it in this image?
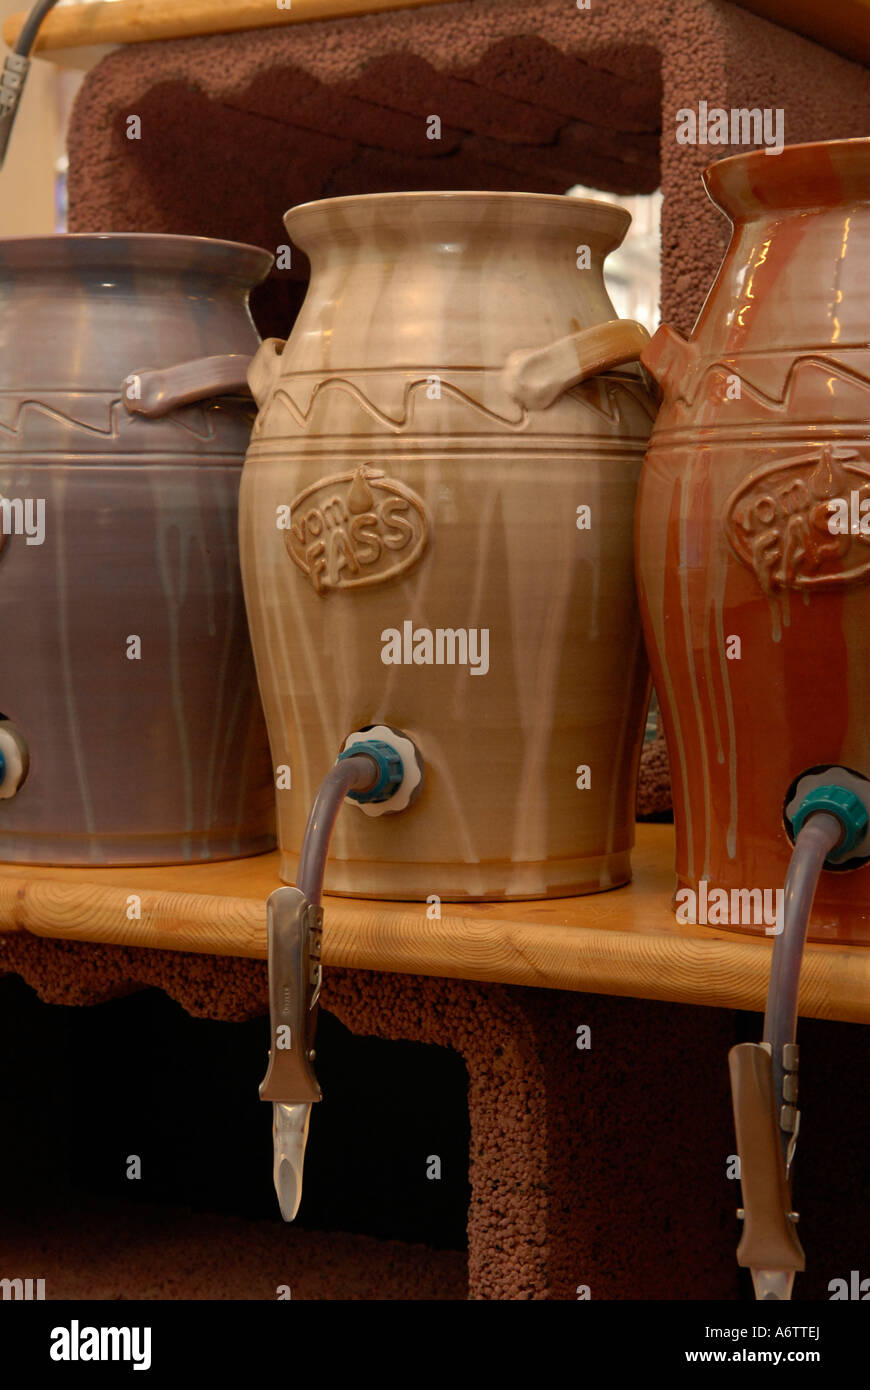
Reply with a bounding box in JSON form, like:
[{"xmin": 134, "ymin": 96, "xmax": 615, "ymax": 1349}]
[
  {"xmin": 296, "ymin": 754, "xmax": 378, "ymax": 907},
  {"xmin": 0, "ymin": 0, "xmax": 61, "ymax": 172},
  {"xmin": 15, "ymin": 0, "xmax": 59, "ymax": 56},
  {"xmin": 762, "ymin": 811, "xmax": 842, "ymax": 1154}
]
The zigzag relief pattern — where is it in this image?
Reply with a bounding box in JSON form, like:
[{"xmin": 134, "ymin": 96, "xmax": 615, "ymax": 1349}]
[
  {"xmin": 670, "ymin": 353, "xmax": 870, "ymax": 415},
  {"xmin": 268, "ymin": 375, "xmax": 527, "ymax": 434},
  {"xmin": 264, "ymin": 370, "xmax": 647, "ymax": 435},
  {"xmin": 567, "ymin": 373, "xmax": 658, "ymax": 424},
  {"xmin": 0, "ymin": 394, "xmax": 232, "ymax": 443}
]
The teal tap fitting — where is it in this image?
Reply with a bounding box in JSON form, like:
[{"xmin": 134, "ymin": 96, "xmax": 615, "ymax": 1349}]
[
  {"xmin": 792, "ymin": 784, "xmax": 869, "ymax": 862},
  {"xmin": 337, "ymin": 739, "xmax": 404, "ymax": 804}
]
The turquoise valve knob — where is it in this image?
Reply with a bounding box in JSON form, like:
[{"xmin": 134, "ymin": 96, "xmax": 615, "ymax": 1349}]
[
  {"xmin": 792, "ymin": 785, "xmax": 869, "ymax": 859},
  {"xmin": 337, "ymin": 739, "xmax": 404, "ymax": 804},
  {"xmin": 0, "ymin": 719, "xmax": 28, "ymax": 799}
]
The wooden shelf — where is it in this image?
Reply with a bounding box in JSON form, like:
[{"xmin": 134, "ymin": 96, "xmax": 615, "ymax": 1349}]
[
  {"xmin": 2, "ymin": 0, "xmax": 458, "ymax": 56},
  {"xmin": 1, "ymin": 824, "xmax": 869, "ymax": 1024},
  {"xmin": 733, "ymin": 0, "xmax": 870, "ymax": 68},
  {"xmin": 6, "ymin": 0, "xmax": 870, "ymax": 69}
]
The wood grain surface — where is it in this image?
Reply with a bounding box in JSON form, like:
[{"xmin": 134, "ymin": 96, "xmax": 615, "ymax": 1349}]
[
  {"xmin": 733, "ymin": 0, "xmax": 870, "ymax": 68},
  {"xmin": 1, "ymin": 825, "xmax": 869, "ymax": 1022},
  {"xmin": 6, "ymin": 0, "xmax": 869, "ymax": 67},
  {"xmin": 2, "ymin": 0, "xmax": 459, "ymax": 52}
]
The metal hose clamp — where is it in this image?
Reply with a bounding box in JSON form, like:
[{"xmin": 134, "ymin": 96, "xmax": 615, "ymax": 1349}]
[{"xmin": 0, "ymin": 54, "xmax": 29, "ymax": 115}]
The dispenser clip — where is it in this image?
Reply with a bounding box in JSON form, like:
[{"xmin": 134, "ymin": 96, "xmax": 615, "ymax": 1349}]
[
  {"xmin": 259, "ymin": 886, "xmax": 323, "ymax": 1105},
  {"xmin": 728, "ymin": 1042, "xmax": 805, "ymax": 1289}
]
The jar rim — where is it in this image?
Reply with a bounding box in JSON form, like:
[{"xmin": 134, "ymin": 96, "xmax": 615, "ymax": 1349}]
[
  {"xmin": 283, "ymin": 189, "xmax": 632, "ymax": 257},
  {"xmin": 0, "ymin": 233, "xmax": 273, "ymax": 284},
  {"xmin": 704, "ymin": 137, "xmax": 870, "ymax": 220}
]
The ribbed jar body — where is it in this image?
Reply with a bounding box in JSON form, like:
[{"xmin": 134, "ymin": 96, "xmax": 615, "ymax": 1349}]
[
  {"xmin": 0, "ymin": 235, "xmax": 275, "ymax": 864},
  {"xmin": 241, "ymin": 192, "xmax": 654, "ymax": 900},
  {"xmin": 637, "ymin": 140, "xmax": 870, "ymax": 942}
]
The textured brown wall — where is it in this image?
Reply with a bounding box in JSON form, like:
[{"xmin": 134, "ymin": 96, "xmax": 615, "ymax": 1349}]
[
  {"xmin": 65, "ymin": 0, "xmax": 870, "ymax": 339},
  {"xmin": 4, "ymin": 933, "xmax": 868, "ymax": 1299},
  {"xmin": 0, "ymin": 932, "xmax": 739, "ymax": 1299}
]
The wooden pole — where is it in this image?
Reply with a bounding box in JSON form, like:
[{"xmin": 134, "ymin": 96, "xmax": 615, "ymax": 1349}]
[{"xmin": 3, "ymin": 0, "xmax": 463, "ymax": 53}]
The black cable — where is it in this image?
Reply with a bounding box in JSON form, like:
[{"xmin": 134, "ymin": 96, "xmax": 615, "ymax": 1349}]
[
  {"xmin": 0, "ymin": 0, "xmax": 62, "ymax": 171},
  {"xmin": 15, "ymin": 0, "xmax": 60, "ymax": 58}
]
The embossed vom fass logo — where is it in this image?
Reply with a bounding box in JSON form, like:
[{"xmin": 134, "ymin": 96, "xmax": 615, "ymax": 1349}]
[
  {"xmin": 724, "ymin": 446, "xmax": 870, "ymax": 594},
  {"xmin": 282, "ymin": 466, "xmax": 430, "ymax": 595}
]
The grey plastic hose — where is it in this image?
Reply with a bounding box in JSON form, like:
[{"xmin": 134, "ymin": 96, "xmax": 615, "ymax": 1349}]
[
  {"xmin": 0, "ymin": 0, "xmax": 61, "ymax": 172},
  {"xmin": 15, "ymin": 0, "xmax": 59, "ymax": 56},
  {"xmin": 296, "ymin": 755, "xmax": 378, "ymax": 907},
  {"xmin": 762, "ymin": 810, "xmax": 842, "ymax": 1153}
]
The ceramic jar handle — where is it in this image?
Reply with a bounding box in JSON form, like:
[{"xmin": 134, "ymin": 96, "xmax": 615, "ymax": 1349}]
[
  {"xmin": 639, "ymin": 322, "xmax": 698, "ymax": 393},
  {"xmin": 122, "ymin": 354, "xmax": 255, "ymax": 418},
  {"xmin": 247, "ymin": 337, "xmax": 287, "ymax": 411},
  {"xmin": 502, "ymin": 319, "xmax": 650, "ymax": 411}
]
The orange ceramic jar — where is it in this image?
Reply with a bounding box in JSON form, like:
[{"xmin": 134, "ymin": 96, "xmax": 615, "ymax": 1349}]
[{"xmin": 637, "ymin": 139, "xmax": 870, "ymax": 944}]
